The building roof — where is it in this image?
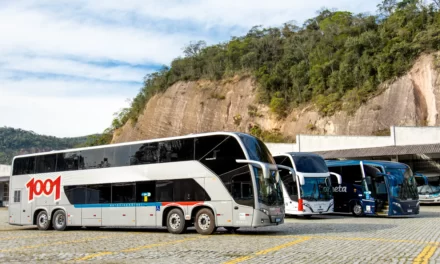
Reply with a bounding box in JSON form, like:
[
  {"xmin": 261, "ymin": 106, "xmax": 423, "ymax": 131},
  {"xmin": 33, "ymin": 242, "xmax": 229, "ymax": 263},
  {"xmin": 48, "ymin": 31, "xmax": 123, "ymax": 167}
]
[{"xmin": 314, "ymin": 143, "xmax": 440, "ymax": 159}]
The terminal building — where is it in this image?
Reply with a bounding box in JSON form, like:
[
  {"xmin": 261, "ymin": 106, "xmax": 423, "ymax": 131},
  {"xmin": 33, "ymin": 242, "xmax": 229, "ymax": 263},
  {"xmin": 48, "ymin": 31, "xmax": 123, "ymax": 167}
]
[
  {"xmin": 266, "ymin": 126, "xmax": 440, "ymax": 184},
  {"xmin": 0, "ymin": 165, "xmax": 11, "ymax": 207}
]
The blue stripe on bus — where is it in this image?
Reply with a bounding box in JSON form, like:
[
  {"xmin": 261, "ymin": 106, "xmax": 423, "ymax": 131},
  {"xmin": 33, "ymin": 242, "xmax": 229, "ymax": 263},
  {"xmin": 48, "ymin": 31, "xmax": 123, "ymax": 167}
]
[{"xmin": 74, "ymin": 203, "xmax": 162, "ymax": 208}]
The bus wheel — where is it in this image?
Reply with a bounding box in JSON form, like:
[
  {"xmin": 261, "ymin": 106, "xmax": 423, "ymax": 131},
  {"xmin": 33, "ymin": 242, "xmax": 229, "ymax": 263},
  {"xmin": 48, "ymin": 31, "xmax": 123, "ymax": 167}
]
[
  {"xmin": 52, "ymin": 210, "xmax": 67, "ymax": 231},
  {"xmin": 352, "ymin": 203, "xmax": 364, "ymax": 217},
  {"xmin": 166, "ymin": 209, "xmax": 187, "ymax": 234},
  {"xmin": 36, "ymin": 211, "xmax": 52, "ymax": 231},
  {"xmin": 195, "ymin": 208, "xmax": 216, "ymax": 235},
  {"xmin": 224, "ymin": 227, "xmax": 239, "ymax": 234}
]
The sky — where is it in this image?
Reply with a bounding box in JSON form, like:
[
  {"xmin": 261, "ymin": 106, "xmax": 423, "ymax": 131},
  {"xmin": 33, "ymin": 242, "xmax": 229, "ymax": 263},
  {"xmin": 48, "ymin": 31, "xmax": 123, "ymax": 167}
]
[{"xmin": 0, "ymin": 0, "xmax": 382, "ymax": 138}]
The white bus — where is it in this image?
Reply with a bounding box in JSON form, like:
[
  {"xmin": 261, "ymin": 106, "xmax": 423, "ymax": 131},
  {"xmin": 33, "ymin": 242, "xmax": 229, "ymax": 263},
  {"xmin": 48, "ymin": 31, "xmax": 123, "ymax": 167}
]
[
  {"xmin": 273, "ymin": 153, "xmax": 341, "ymax": 218},
  {"xmin": 9, "ymin": 132, "xmax": 285, "ymax": 235}
]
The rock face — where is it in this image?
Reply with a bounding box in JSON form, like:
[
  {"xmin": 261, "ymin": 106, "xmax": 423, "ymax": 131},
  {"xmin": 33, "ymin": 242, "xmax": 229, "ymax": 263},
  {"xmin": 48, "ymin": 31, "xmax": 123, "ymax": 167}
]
[{"xmin": 112, "ymin": 53, "xmax": 440, "ymax": 143}]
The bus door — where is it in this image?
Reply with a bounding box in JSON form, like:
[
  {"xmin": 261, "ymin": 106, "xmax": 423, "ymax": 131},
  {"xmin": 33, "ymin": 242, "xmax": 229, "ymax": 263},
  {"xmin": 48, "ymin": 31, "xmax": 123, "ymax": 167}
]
[
  {"xmin": 21, "ymin": 188, "xmax": 33, "ymax": 224},
  {"xmin": 360, "ymin": 162, "xmax": 375, "ymax": 215},
  {"xmin": 9, "ymin": 189, "xmax": 21, "ymax": 224},
  {"xmin": 232, "ymin": 181, "xmax": 254, "ymax": 226}
]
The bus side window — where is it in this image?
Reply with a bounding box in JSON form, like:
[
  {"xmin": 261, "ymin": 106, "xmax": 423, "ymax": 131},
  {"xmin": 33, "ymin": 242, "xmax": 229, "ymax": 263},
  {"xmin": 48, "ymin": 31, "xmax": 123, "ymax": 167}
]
[
  {"xmin": 136, "ymin": 181, "xmax": 156, "ymax": 202},
  {"xmin": 111, "ymin": 183, "xmax": 135, "ymax": 203},
  {"xmin": 86, "ymin": 184, "xmax": 111, "ymax": 204},
  {"xmin": 80, "ymin": 149, "xmax": 105, "ymax": 170},
  {"xmin": 35, "ymin": 154, "xmax": 57, "ymax": 173},
  {"xmin": 129, "ymin": 143, "xmax": 159, "ymax": 165},
  {"xmin": 158, "ymin": 139, "xmax": 194, "ymax": 163},
  {"xmin": 13, "ymin": 157, "xmax": 35, "ymax": 176},
  {"xmin": 56, "ymin": 152, "xmax": 79, "ymax": 172}
]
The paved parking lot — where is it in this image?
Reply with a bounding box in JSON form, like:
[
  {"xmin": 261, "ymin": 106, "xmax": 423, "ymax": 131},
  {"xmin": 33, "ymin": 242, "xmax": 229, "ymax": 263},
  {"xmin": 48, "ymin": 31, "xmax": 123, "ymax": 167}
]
[{"xmin": 1, "ymin": 207, "xmax": 440, "ymax": 263}]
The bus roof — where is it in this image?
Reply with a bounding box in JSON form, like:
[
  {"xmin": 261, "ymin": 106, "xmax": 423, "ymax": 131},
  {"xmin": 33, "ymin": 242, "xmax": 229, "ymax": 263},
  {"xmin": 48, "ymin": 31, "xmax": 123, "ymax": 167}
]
[
  {"xmin": 325, "ymin": 160, "xmax": 408, "ymax": 169},
  {"xmin": 274, "ymin": 152, "xmax": 323, "ymax": 158},
  {"xmin": 11, "ymin": 131, "xmax": 250, "ymax": 160}
]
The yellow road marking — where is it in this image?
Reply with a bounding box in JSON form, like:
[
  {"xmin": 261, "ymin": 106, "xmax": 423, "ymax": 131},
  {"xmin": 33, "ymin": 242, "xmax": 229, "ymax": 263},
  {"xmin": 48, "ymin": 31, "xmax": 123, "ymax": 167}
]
[
  {"xmin": 74, "ymin": 251, "xmax": 113, "ymax": 261},
  {"xmin": 74, "ymin": 236, "xmax": 207, "ymax": 261},
  {"xmin": 223, "ymin": 236, "xmax": 311, "ymax": 264},
  {"xmin": 413, "ymin": 243, "xmax": 438, "ymax": 264},
  {"xmin": 0, "ymin": 235, "xmax": 113, "ymax": 253}
]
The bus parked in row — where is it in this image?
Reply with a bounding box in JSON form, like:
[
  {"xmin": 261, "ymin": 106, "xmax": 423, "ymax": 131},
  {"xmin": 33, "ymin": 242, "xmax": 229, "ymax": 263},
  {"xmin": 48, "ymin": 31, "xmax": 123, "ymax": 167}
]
[
  {"xmin": 326, "ymin": 160, "xmax": 419, "ymax": 217},
  {"xmin": 9, "ymin": 132, "xmax": 285, "ymax": 235},
  {"xmin": 273, "ymin": 153, "xmax": 342, "ymax": 218}
]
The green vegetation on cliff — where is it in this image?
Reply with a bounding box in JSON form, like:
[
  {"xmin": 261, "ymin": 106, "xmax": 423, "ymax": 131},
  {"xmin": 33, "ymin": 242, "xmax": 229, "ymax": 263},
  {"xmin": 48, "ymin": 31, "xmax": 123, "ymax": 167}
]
[
  {"xmin": 0, "ymin": 127, "xmax": 92, "ymax": 164},
  {"xmin": 113, "ymin": 0, "xmax": 440, "ymax": 130}
]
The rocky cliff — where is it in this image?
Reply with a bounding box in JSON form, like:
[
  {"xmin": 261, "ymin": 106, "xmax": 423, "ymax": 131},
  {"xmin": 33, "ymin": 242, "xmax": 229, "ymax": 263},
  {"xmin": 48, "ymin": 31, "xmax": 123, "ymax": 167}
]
[{"xmin": 112, "ymin": 53, "xmax": 440, "ymax": 143}]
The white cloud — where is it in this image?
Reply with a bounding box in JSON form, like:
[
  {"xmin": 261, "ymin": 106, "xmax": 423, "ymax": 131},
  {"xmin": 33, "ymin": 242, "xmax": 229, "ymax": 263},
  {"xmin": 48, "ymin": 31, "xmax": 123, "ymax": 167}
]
[
  {"xmin": 0, "ymin": 94, "xmax": 127, "ymax": 137},
  {"xmin": 0, "ymin": 56, "xmax": 149, "ymax": 82}
]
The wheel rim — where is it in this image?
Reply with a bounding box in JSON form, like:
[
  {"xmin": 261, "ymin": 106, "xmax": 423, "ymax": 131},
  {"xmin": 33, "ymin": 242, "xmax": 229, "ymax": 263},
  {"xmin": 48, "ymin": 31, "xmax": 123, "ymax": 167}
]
[
  {"xmin": 198, "ymin": 213, "xmax": 211, "ymax": 230},
  {"xmin": 169, "ymin": 213, "xmax": 181, "ymax": 230},
  {"xmin": 354, "ymin": 205, "xmax": 362, "ymax": 215},
  {"xmin": 55, "ymin": 214, "xmax": 65, "ymax": 229},
  {"xmin": 38, "ymin": 213, "xmax": 48, "ymax": 227}
]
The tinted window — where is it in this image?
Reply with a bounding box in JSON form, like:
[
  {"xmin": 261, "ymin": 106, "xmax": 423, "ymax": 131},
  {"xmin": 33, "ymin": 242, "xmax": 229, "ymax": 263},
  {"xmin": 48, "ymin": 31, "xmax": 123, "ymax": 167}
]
[
  {"xmin": 196, "ymin": 135, "xmax": 252, "ymax": 206},
  {"xmin": 173, "ymin": 179, "xmax": 210, "ymax": 201},
  {"xmin": 102, "ymin": 147, "xmax": 115, "ymax": 168},
  {"xmin": 156, "ymin": 181, "xmax": 174, "ymax": 202},
  {"xmin": 328, "ymin": 165, "xmax": 363, "ymax": 184},
  {"xmin": 158, "ymin": 139, "xmax": 194, "ymax": 163},
  {"xmin": 129, "ymin": 143, "xmax": 159, "ymax": 165},
  {"xmin": 81, "ymin": 149, "xmax": 105, "ymax": 170},
  {"xmin": 56, "ymin": 152, "xmax": 80, "ymax": 171},
  {"xmin": 196, "ymin": 135, "xmax": 246, "ymax": 175},
  {"xmin": 112, "ymin": 183, "xmax": 135, "ymax": 203},
  {"xmin": 114, "ymin": 145, "xmax": 131, "ymax": 167},
  {"xmin": 136, "ymin": 181, "xmax": 156, "ymax": 202},
  {"xmin": 238, "ymin": 134, "xmax": 275, "ymax": 164},
  {"xmin": 292, "ymin": 156, "xmax": 328, "ymax": 173},
  {"xmin": 86, "ymin": 184, "xmax": 111, "ymax": 204},
  {"xmin": 12, "ymin": 157, "xmax": 35, "ymax": 175},
  {"xmin": 35, "ymin": 154, "xmax": 57, "ymax": 173},
  {"xmin": 64, "ymin": 186, "xmax": 86, "ymax": 204}
]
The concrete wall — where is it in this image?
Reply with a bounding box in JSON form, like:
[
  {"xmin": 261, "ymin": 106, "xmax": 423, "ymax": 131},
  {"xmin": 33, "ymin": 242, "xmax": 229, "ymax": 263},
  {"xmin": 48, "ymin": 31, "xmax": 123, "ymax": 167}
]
[
  {"xmin": 394, "ymin": 127, "xmax": 440, "ymax": 146},
  {"xmin": 266, "ymin": 126, "xmax": 440, "ymax": 154},
  {"xmin": 0, "ymin": 165, "xmax": 11, "ymax": 176}
]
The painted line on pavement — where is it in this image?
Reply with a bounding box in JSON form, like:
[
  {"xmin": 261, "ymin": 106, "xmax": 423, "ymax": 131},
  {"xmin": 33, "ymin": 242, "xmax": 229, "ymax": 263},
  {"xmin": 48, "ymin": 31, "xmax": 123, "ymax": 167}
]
[
  {"xmin": 413, "ymin": 243, "xmax": 439, "ymax": 264},
  {"xmin": 74, "ymin": 236, "xmax": 207, "ymax": 261},
  {"xmin": 223, "ymin": 236, "xmax": 311, "ymax": 264}
]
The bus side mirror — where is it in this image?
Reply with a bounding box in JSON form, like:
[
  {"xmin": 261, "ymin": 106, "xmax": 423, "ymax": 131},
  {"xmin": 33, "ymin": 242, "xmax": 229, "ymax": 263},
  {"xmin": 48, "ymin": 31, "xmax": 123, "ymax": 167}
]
[{"xmin": 330, "ymin": 172, "xmax": 342, "ymax": 185}]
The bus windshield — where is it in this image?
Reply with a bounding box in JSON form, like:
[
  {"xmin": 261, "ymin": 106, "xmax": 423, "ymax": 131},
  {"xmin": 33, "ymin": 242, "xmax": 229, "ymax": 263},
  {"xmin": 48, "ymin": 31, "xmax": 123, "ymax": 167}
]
[
  {"xmin": 254, "ymin": 167, "xmax": 284, "ymax": 206},
  {"xmin": 300, "ymin": 177, "xmax": 332, "ymax": 201},
  {"xmin": 387, "ymin": 168, "xmax": 418, "ymax": 200},
  {"xmin": 418, "ymin": 185, "xmax": 440, "ymax": 195},
  {"xmin": 239, "ymin": 134, "xmax": 275, "ymax": 164},
  {"xmin": 292, "ymin": 156, "xmax": 328, "ymax": 173}
]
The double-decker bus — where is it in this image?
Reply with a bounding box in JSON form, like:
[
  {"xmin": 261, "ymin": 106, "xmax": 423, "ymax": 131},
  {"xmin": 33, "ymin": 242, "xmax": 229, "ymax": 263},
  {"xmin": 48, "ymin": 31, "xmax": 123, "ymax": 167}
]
[
  {"xmin": 326, "ymin": 160, "xmax": 419, "ymax": 217},
  {"xmin": 273, "ymin": 153, "xmax": 342, "ymax": 218},
  {"xmin": 8, "ymin": 132, "xmax": 284, "ymax": 235}
]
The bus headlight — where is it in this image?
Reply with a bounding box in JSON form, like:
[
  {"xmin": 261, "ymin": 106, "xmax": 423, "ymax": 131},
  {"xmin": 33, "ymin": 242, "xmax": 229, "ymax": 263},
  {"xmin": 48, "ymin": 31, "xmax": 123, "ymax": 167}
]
[
  {"xmin": 260, "ymin": 209, "xmax": 269, "ymax": 216},
  {"xmin": 392, "ymin": 202, "xmax": 402, "ymax": 209}
]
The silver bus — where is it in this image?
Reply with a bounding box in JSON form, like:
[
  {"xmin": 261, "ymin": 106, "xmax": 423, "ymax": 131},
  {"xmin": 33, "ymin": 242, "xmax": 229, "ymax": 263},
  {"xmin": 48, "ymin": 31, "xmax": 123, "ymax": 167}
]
[
  {"xmin": 274, "ymin": 152, "xmax": 341, "ymax": 218},
  {"xmin": 9, "ymin": 132, "xmax": 285, "ymax": 235}
]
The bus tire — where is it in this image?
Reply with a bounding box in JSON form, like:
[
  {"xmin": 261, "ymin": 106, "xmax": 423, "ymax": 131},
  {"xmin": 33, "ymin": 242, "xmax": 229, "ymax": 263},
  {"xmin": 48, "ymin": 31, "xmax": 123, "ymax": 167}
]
[
  {"xmin": 195, "ymin": 208, "xmax": 216, "ymax": 235},
  {"xmin": 166, "ymin": 208, "xmax": 187, "ymax": 234},
  {"xmin": 352, "ymin": 203, "xmax": 364, "ymax": 217},
  {"xmin": 36, "ymin": 211, "xmax": 52, "ymax": 231},
  {"xmin": 52, "ymin": 210, "xmax": 67, "ymax": 231}
]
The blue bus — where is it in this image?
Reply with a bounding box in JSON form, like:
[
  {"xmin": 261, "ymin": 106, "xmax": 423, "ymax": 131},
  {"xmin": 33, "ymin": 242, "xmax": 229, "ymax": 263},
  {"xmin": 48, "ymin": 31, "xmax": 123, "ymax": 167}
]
[{"xmin": 326, "ymin": 160, "xmax": 419, "ymax": 217}]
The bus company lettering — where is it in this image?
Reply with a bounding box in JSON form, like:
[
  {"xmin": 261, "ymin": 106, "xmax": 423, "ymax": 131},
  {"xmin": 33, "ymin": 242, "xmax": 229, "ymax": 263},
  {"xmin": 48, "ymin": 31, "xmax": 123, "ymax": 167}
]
[
  {"xmin": 26, "ymin": 176, "xmax": 61, "ymax": 202},
  {"xmin": 333, "ymin": 186, "xmax": 347, "ymax": 192}
]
